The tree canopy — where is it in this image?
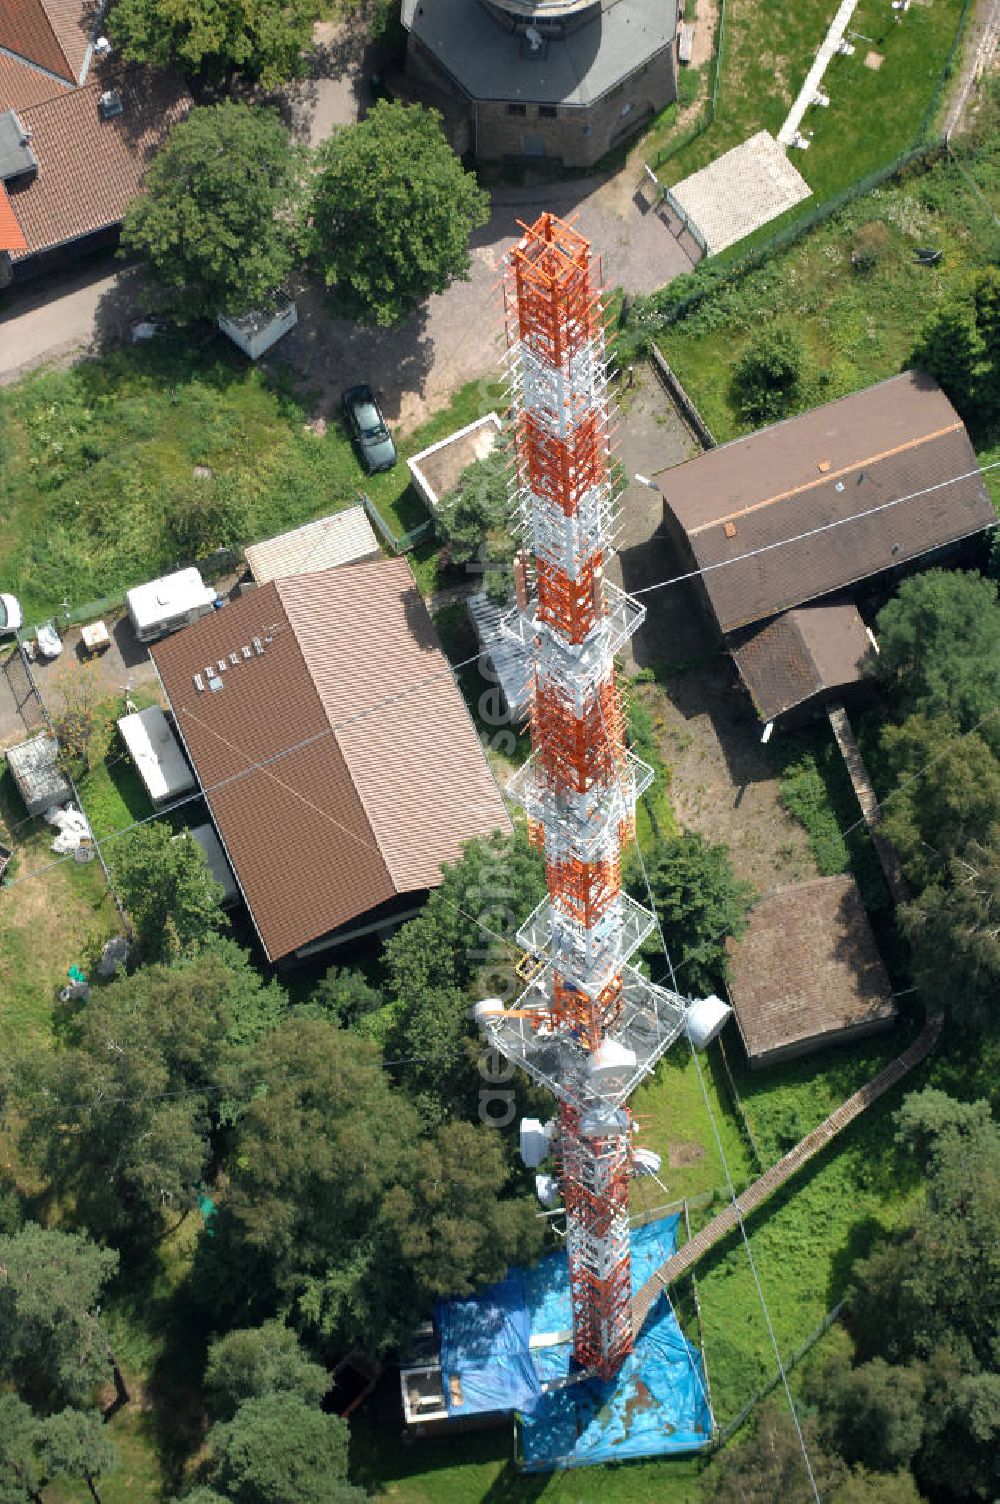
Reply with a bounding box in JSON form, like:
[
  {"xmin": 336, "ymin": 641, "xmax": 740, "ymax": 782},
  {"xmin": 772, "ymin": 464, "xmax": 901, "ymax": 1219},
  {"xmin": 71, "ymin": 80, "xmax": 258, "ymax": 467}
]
[
  {"xmin": 874, "ymin": 570, "xmax": 1000, "ymax": 749},
  {"xmin": 121, "ymin": 103, "xmax": 302, "ymax": 322},
  {"xmin": 631, "ymin": 831, "xmax": 754, "ymax": 996},
  {"xmin": 845, "ymin": 1090, "xmax": 1000, "ymax": 1498},
  {"xmin": 0, "ymin": 1225, "xmax": 119, "ymax": 1414},
  {"xmin": 307, "ymin": 102, "xmax": 490, "ymax": 326},
  {"xmin": 202, "ymin": 1395, "xmax": 366, "ymax": 1504},
  {"xmin": 111, "ymin": 820, "xmax": 225, "ymax": 963},
  {"xmin": 912, "ymin": 267, "xmax": 1000, "ymax": 435},
  {"xmin": 219, "ymin": 1016, "xmax": 540, "ymax": 1351},
  {"xmin": 110, "ymin": 0, "xmax": 317, "ymax": 87},
  {"xmin": 15, "ymin": 948, "xmax": 273, "ymax": 1240},
  {"xmin": 730, "ymin": 323, "xmax": 806, "ymax": 427},
  {"xmin": 204, "ymin": 1322, "xmax": 328, "ymax": 1422},
  {"xmin": 436, "ymin": 449, "xmax": 514, "ymax": 604}
]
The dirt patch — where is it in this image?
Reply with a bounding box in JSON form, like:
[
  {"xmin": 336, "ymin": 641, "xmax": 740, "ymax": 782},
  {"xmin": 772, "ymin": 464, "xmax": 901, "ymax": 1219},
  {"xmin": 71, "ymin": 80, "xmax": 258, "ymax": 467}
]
[
  {"xmin": 686, "ymin": 0, "xmax": 719, "ymax": 69},
  {"xmin": 668, "ymin": 1141, "xmax": 706, "ymax": 1168},
  {"xmin": 641, "ymin": 659, "xmax": 817, "ymax": 892}
]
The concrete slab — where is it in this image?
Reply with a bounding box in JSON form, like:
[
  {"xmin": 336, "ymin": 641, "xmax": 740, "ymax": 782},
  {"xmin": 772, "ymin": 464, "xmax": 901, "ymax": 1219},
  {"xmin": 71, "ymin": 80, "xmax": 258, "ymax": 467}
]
[
  {"xmin": 777, "ymin": 0, "xmax": 859, "ymax": 146},
  {"xmin": 669, "ymin": 131, "xmax": 811, "ymax": 255}
]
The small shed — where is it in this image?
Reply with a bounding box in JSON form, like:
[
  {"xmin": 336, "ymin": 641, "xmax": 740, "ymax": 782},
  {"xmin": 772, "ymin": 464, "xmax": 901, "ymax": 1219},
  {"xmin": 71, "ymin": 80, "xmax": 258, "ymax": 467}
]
[
  {"xmin": 126, "ymin": 567, "xmax": 217, "ymax": 644},
  {"xmin": 183, "ymin": 824, "xmax": 239, "ymax": 905},
  {"xmin": 408, "ymin": 413, "xmax": 502, "ymax": 518},
  {"xmin": 467, "ymin": 591, "xmax": 532, "ymax": 722},
  {"xmin": 244, "ymin": 507, "xmax": 380, "ymax": 584},
  {"xmin": 726, "ymin": 874, "xmax": 896, "ymax": 1069},
  {"xmin": 731, "ymin": 603, "xmax": 874, "ymax": 726},
  {"xmin": 117, "ymin": 705, "xmax": 196, "ymax": 806},
  {"xmin": 217, "ymin": 294, "xmax": 298, "ymax": 361},
  {"xmin": 5, "ymin": 733, "xmax": 72, "ymax": 816}
]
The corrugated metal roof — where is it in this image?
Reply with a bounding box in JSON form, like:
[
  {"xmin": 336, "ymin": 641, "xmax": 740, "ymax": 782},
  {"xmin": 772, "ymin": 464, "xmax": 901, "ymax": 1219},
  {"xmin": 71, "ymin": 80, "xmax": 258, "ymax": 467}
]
[
  {"xmin": 152, "ymin": 559, "xmax": 510, "ymax": 960},
  {"xmin": 731, "ymin": 603, "xmax": 872, "ymax": 722},
  {"xmin": 655, "ymin": 373, "xmax": 995, "ymax": 633},
  {"xmin": 245, "ymin": 506, "xmax": 381, "ymax": 583},
  {"xmin": 727, "ymin": 875, "xmax": 895, "ymax": 1060}
]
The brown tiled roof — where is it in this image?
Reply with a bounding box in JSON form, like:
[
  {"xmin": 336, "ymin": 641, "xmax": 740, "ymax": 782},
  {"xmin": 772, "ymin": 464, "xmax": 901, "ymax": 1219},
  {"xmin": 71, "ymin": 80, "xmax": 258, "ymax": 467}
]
[
  {"xmin": 0, "ymin": 50, "xmax": 72, "ymax": 108},
  {"xmin": 7, "ymin": 67, "xmax": 191, "ymax": 259},
  {"xmin": 152, "ymin": 559, "xmax": 511, "ymax": 961},
  {"xmin": 654, "ymin": 373, "xmax": 995, "ymax": 633},
  {"xmin": 0, "ymin": 0, "xmax": 78, "ymax": 82},
  {"xmin": 726, "ymin": 875, "xmax": 896, "ymax": 1061},
  {"xmin": 731, "ymin": 603, "xmax": 872, "ymax": 722},
  {"xmin": 0, "ymin": 180, "xmax": 26, "ymax": 247}
]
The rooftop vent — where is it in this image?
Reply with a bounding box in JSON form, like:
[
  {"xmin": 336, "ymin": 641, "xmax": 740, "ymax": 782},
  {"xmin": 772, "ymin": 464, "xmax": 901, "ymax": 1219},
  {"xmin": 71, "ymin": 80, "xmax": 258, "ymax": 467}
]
[
  {"xmin": 98, "ymin": 90, "xmax": 123, "ymax": 121},
  {"xmin": 723, "ymin": 520, "xmax": 738, "ymax": 540},
  {"xmin": 817, "ymin": 459, "xmax": 831, "ymax": 473}
]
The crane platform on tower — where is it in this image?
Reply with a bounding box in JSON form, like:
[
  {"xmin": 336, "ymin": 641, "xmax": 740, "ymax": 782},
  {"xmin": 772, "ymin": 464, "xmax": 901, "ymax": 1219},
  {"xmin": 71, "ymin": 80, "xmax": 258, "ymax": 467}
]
[{"xmin": 473, "ymin": 212, "xmax": 696, "ymax": 1383}]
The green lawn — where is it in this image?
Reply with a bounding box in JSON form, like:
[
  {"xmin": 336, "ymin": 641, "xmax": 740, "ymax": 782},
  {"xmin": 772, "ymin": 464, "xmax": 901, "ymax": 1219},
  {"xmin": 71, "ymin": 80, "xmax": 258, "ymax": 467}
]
[
  {"xmin": 657, "ymin": 140, "xmax": 998, "ymax": 443},
  {"xmin": 0, "ymin": 766, "xmax": 119, "ymax": 1047},
  {"xmin": 0, "ymin": 338, "xmax": 501, "ymax": 623},
  {"xmin": 656, "ymin": 0, "xmax": 968, "ymax": 207}
]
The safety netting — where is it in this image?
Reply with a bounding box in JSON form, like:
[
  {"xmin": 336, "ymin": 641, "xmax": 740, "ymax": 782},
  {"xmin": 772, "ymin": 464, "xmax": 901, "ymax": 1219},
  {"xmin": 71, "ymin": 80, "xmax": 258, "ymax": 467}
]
[{"xmin": 434, "ymin": 1215, "xmax": 713, "ymax": 1470}]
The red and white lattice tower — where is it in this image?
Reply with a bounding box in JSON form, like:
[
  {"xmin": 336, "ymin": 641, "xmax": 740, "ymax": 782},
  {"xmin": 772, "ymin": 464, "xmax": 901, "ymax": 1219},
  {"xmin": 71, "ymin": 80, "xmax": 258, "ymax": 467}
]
[{"xmin": 479, "ymin": 214, "xmax": 688, "ymax": 1381}]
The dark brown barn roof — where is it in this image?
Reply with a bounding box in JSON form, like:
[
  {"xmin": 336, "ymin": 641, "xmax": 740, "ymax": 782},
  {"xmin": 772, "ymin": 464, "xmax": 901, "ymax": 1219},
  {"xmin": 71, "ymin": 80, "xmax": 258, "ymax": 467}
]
[
  {"xmin": 7, "ymin": 68, "xmax": 191, "ymax": 260},
  {"xmin": 654, "ymin": 373, "xmax": 995, "ymax": 634},
  {"xmin": 731, "ymin": 603, "xmax": 872, "ymax": 722},
  {"xmin": 152, "ymin": 559, "xmax": 510, "ymax": 961},
  {"xmin": 726, "ymin": 875, "xmax": 896, "ymax": 1063}
]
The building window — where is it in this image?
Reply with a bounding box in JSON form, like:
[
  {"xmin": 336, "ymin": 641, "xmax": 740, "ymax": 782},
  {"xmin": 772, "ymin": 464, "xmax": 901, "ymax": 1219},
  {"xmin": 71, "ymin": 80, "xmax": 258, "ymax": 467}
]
[
  {"xmin": 539, "ymin": 104, "xmax": 558, "ymax": 118},
  {"xmin": 506, "ymin": 103, "xmax": 527, "ymax": 116}
]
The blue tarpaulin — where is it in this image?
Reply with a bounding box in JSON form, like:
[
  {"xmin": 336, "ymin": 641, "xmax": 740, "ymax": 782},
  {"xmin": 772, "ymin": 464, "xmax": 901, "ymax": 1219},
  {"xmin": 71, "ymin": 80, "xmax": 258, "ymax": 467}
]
[{"xmin": 435, "ymin": 1216, "xmax": 713, "ymax": 1469}]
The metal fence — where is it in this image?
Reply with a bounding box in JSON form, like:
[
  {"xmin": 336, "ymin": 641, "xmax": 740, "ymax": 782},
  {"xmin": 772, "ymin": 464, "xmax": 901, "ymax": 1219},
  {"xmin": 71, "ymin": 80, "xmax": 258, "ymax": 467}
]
[
  {"xmin": 360, "ymin": 493, "xmax": 434, "ymax": 553},
  {"xmin": 649, "ymin": 0, "xmax": 728, "ymax": 172}
]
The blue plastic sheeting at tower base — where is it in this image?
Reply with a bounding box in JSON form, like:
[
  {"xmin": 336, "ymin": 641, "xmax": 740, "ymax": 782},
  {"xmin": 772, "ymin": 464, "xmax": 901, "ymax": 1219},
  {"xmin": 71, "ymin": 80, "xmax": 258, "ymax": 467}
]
[
  {"xmin": 437, "ymin": 1274, "xmax": 540, "ymax": 1415},
  {"xmin": 434, "ymin": 1216, "xmax": 713, "ymax": 1469}
]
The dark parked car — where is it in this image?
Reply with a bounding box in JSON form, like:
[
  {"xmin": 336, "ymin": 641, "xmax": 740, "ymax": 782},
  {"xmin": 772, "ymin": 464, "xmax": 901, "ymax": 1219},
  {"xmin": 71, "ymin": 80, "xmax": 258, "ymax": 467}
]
[{"xmin": 342, "ymin": 384, "xmax": 397, "ymax": 474}]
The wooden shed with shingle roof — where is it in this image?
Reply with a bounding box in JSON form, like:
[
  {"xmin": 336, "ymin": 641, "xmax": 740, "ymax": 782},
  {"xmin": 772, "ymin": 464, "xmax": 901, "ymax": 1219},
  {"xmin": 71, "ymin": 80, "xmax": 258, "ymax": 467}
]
[{"xmin": 726, "ymin": 874, "xmax": 896, "ymax": 1069}]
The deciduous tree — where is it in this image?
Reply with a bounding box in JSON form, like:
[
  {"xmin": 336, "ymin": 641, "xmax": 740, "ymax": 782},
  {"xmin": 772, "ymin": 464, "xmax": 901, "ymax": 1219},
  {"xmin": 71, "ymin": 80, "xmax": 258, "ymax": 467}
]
[
  {"xmin": 121, "ymin": 103, "xmax": 302, "ymax": 322},
  {"xmin": 111, "ymin": 821, "xmax": 224, "ymax": 963},
  {"xmin": 730, "ymin": 323, "xmax": 807, "ymax": 427},
  {"xmin": 307, "ymin": 102, "xmax": 490, "ymax": 326},
  {"xmin": 202, "ymin": 1395, "xmax": 366, "ymax": 1504},
  {"xmin": 436, "ymin": 449, "xmax": 513, "ymax": 603},
  {"xmin": 631, "ymin": 831, "xmax": 754, "ymax": 996},
  {"xmin": 204, "ymin": 1322, "xmax": 328, "ymax": 1421},
  {"xmin": 110, "ymin": 0, "xmax": 316, "ymax": 87}
]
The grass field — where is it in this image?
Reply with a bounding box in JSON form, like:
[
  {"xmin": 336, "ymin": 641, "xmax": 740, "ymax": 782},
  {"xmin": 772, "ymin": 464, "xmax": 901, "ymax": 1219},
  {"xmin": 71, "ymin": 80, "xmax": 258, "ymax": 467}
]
[
  {"xmin": 656, "ymin": 137, "xmax": 1000, "ymax": 444},
  {"xmin": 0, "ymin": 766, "xmax": 119, "ymax": 1047},
  {"xmin": 657, "ymin": 0, "xmax": 968, "ymax": 207},
  {"xmin": 0, "ymin": 339, "xmax": 500, "ymax": 623}
]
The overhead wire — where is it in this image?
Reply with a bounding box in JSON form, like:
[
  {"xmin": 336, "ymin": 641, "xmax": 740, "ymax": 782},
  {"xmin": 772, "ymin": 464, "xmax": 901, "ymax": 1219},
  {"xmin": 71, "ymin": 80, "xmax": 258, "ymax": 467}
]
[
  {"xmin": 630, "ymin": 456, "xmax": 1000, "ymax": 598},
  {"xmin": 594, "ymin": 686, "xmax": 823, "ymax": 1500}
]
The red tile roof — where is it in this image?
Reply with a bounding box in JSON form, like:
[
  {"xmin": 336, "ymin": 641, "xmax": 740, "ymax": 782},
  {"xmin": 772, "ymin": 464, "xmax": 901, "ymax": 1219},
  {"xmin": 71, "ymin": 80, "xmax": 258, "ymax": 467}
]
[
  {"xmin": 0, "ymin": 180, "xmax": 26, "ymax": 248},
  {"xmin": 152, "ymin": 560, "xmax": 511, "ymax": 961},
  {"xmin": 6, "ymin": 67, "xmax": 191, "ymax": 259},
  {"xmin": 655, "ymin": 373, "xmax": 995, "ymax": 633},
  {"xmin": 0, "ymin": 0, "xmax": 82, "ymax": 83},
  {"xmin": 0, "ymin": 49, "xmax": 72, "ymax": 108}
]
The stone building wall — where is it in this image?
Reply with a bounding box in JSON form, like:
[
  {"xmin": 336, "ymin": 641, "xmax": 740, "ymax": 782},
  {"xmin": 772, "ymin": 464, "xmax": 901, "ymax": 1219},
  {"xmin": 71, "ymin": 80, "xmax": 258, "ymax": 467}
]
[{"xmin": 405, "ymin": 35, "xmax": 676, "ymax": 168}]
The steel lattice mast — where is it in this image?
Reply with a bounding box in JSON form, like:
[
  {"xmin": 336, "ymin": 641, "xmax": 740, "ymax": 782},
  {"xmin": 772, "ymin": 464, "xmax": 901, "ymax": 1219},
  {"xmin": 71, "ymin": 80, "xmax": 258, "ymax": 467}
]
[{"xmin": 478, "ymin": 213, "xmax": 688, "ymax": 1381}]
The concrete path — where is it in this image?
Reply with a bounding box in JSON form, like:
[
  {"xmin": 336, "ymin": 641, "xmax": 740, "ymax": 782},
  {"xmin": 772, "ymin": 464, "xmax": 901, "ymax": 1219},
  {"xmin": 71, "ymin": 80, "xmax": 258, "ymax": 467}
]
[{"xmin": 777, "ymin": 0, "xmax": 859, "ymax": 147}]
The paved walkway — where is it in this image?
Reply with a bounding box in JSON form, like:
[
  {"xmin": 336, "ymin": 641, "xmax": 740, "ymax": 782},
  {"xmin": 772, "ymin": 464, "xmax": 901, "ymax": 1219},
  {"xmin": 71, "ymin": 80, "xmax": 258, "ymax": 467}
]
[{"xmin": 631, "ymin": 1012, "xmax": 943, "ymax": 1335}]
